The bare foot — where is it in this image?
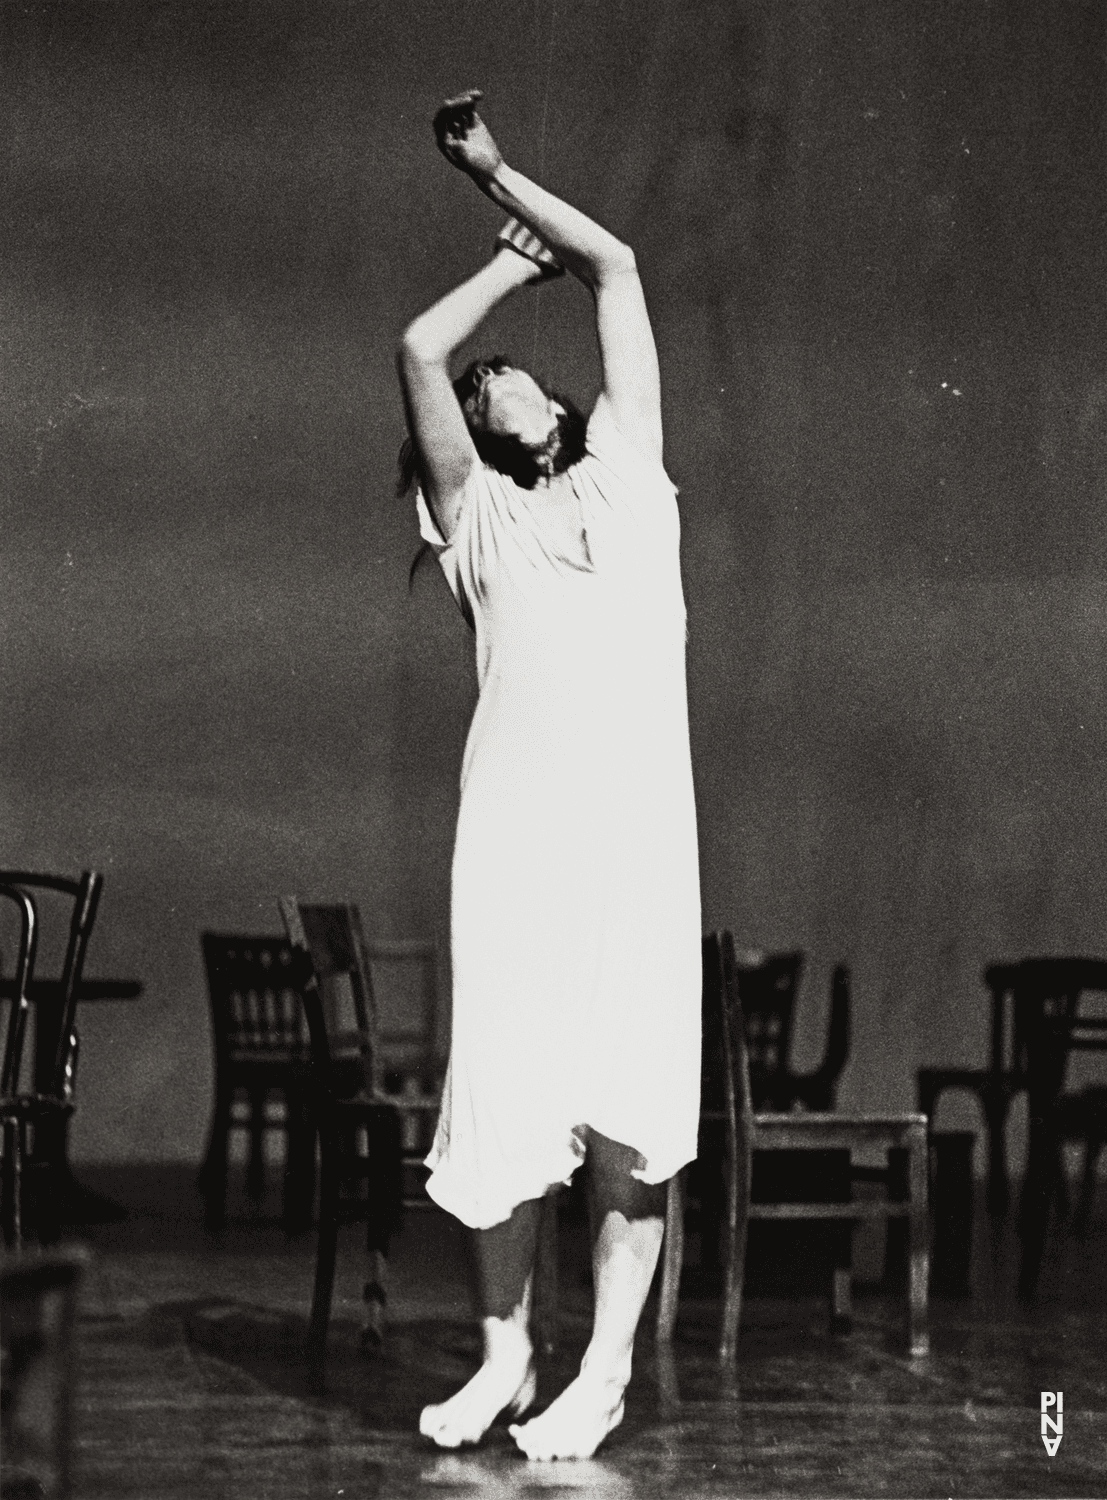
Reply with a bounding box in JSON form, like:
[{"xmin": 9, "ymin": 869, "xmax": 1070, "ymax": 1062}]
[
  {"xmin": 419, "ymin": 1334, "xmax": 536, "ymax": 1449},
  {"xmin": 508, "ymin": 1366, "xmax": 626, "ymax": 1460}
]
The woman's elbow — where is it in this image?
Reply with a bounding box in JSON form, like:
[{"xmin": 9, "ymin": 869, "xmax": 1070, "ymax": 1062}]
[
  {"xmin": 399, "ymin": 321, "xmax": 442, "ymax": 369},
  {"xmin": 593, "ymin": 240, "xmax": 638, "ymax": 286},
  {"xmin": 609, "ymin": 240, "xmax": 638, "ymax": 274}
]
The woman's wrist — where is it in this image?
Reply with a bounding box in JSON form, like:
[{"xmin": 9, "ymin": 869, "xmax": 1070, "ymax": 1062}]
[
  {"xmin": 495, "ymin": 218, "xmax": 564, "ymax": 279},
  {"xmin": 485, "ymin": 244, "xmax": 541, "ymax": 290}
]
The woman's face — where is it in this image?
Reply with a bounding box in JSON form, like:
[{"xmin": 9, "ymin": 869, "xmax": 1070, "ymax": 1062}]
[{"xmin": 467, "ymin": 364, "xmax": 560, "ymax": 450}]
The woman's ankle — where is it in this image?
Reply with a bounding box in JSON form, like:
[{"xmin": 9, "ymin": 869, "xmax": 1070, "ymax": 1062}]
[
  {"xmin": 579, "ymin": 1341, "xmax": 632, "ymax": 1392},
  {"xmin": 481, "ymin": 1311, "xmax": 534, "ymax": 1367}
]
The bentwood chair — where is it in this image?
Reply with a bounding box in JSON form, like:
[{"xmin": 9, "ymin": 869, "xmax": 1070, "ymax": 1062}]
[
  {"xmin": 0, "ymin": 883, "xmax": 39, "ymax": 1247},
  {"xmin": 278, "ymin": 898, "xmax": 404, "ymax": 1386},
  {"xmin": 0, "ymin": 871, "xmax": 101, "ymax": 1244},
  {"xmin": 656, "ymin": 931, "xmax": 929, "ymax": 1361}
]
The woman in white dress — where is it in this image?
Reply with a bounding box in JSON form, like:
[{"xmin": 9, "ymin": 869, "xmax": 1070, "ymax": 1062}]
[{"xmin": 398, "ymin": 91, "xmax": 701, "ymax": 1461}]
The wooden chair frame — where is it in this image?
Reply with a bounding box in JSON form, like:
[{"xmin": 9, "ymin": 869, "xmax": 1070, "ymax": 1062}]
[
  {"xmin": 657, "ymin": 930, "xmax": 929, "ymax": 1361},
  {"xmin": 0, "ymin": 872, "xmax": 100, "ymax": 1247},
  {"xmin": 278, "ymin": 897, "xmax": 404, "ymax": 1387},
  {"xmin": 0, "ymin": 882, "xmax": 39, "ymax": 1248},
  {"xmin": 1012, "ymin": 957, "xmax": 1107, "ymax": 1299}
]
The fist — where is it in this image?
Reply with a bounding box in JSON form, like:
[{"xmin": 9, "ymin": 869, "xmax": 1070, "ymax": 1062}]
[{"xmin": 433, "ymin": 90, "xmax": 504, "ymax": 180}]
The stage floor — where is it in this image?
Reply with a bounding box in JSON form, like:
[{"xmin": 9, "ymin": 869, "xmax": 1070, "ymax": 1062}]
[{"xmin": 48, "ymin": 1165, "xmax": 1107, "ymax": 1498}]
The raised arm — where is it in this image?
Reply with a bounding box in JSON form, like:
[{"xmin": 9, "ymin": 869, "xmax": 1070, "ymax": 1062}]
[
  {"xmin": 398, "ymin": 247, "xmax": 542, "ymax": 541},
  {"xmin": 435, "ymin": 92, "xmax": 663, "ymax": 462}
]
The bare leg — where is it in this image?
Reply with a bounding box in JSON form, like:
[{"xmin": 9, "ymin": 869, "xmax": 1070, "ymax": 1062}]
[
  {"xmin": 510, "ymin": 1131, "xmax": 666, "ymax": 1460},
  {"xmin": 419, "ymin": 1197, "xmax": 542, "ymax": 1447}
]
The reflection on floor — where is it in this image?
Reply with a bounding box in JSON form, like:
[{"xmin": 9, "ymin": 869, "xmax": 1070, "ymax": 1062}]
[{"xmin": 48, "ymin": 1165, "xmax": 1107, "ymax": 1497}]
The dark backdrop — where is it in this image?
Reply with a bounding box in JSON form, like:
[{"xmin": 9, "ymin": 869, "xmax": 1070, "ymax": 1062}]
[{"xmin": 2, "ymin": 0, "xmax": 1105, "ymax": 1163}]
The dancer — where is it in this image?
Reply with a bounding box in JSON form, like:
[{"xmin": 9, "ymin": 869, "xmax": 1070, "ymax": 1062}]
[{"xmin": 398, "ymin": 91, "xmax": 701, "ymax": 1462}]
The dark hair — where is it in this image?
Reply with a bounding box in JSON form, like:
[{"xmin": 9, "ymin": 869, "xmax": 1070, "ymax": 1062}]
[
  {"xmin": 402, "ymin": 356, "xmax": 588, "ymax": 590},
  {"xmin": 399, "ymin": 357, "xmax": 587, "ymax": 497}
]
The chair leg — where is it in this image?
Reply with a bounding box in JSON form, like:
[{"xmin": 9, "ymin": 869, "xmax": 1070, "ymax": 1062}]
[
  {"xmin": 201, "ymin": 1088, "xmax": 231, "ymax": 1231},
  {"xmin": 906, "ymin": 1120, "xmax": 930, "ymax": 1357},
  {"xmin": 2, "ymin": 1116, "xmax": 22, "ymax": 1249},
  {"xmin": 1018, "ymin": 1110, "xmax": 1056, "ymax": 1300},
  {"xmin": 247, "ymin": 1088, "xmax": 266, "ymax": 1200},
  {"xmin": 1074, "ymin": 1138, "xmax": 1103, "ymax": 1236},
  {"xmin": 830, "ymin": 1265, "xmax": 853, "ymax": 1335},
  {"xmin": 282, "ymin": 1094, "xmax": 316, "ymax": 1234},
  {"xmin": 884, "ymin": 1147, "xmax": 909, "ymax": 1289},
  {"xmin": 719, "ymin": 1135, "xmax": 752, "ymax": 1364},
  {"xmin": 982, "ymin": 1088, "xmax": 1012, "ymax": 1217},
  {"xmin": 360, "ymin": 1107, "xmax": 402, "ymax": 1351},
  {"xmin": 31, "ymin": 1135, "xmax": 63, "ymax": 1248},
  {"xmin": 362, "ymin": 1248, "xmax": 388, "ymax": 1351},
  {"xmin": 197, "ymin": 1084, "xmax": 225, "ymax": 1191},
  {"xmin": 655, "ymin": 1171, "xmax": 685, "ymax": 1343},
  {"xmin": 308, "ymin": 1134, "xmax": 341, "ymax": 1390}
]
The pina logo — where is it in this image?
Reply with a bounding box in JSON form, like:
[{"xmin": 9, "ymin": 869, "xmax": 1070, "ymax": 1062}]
[{"xmin": 1041, "ymin": 1392, "xmax": 1063, "ymax": 1456}]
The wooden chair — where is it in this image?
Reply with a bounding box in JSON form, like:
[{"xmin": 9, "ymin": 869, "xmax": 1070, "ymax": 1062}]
[
  {"xmin": 0, "ymin": 1246, "xmax": 89, "ymax": 1500},
  {"xmin": 0, "ymin": 883, "xmax": 39, "ymax": 1248},
  {"xmin": 531, "ymin": 940, "xmax": 852, "ymax": 1358},
  {"xmin": 1011, "ymin": 957, "xmax": 1107, "ymax": 1299},
  {"xmin": 0, "ymin": 871, "xmax": 101, "ymax": 1244},
  {"xmin": 687, "ymin": 944, "xmax": 852, "ymax": 1292},
  {"xmin": 916, "ymin": 961, "xmax": 1036, "ymax": 1215},
  {"xmin": 278, "ymin": 898, "xmax": 404, "ymax": 1386},
  {"xmin": 656, "ymin": 930, "xmax": 929, "ymax": 1361},
  {"xmin": 198, "ymin": 933, "xmax": 318, "ymax": 1231}
]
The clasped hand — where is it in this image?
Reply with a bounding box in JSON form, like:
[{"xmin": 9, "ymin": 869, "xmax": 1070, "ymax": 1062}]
[{"xmin": 433, "ymin": 89, "xmax": 504, "ymax": 180}]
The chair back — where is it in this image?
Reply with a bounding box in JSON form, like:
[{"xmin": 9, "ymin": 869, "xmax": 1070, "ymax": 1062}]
[
  {"xmin": 701, "ymin": 938, "xmax": 802, "ymax": 1112},
  {"xmin": 277, "ymin": 898, "xmax": 380, "ymax": 1097},
  {"xmin": 0, "ymin": 884, "xmax": 38, "ymax": 1099},
  {"xmin": 733, "ymin": 948, "xmax": 804, "ymax": 1109},
  {"xmin": 0, "ymin": 871, "xmax": 98, "ymax": 1102},
  {"xmin": 200, "ymin": 933, "xmax": 311, "ymax": 1068},
  {"xmin": 704, "ymin": 939, "xmax": 840, "ymax": 1111},
  {"xmin": 1003, "ymin": 957, "xmax": 1107, "ymax": 1101}
]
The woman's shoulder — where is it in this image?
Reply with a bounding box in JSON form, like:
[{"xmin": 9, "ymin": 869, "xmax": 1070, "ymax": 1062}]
[
  {"xmin": 415, "ymin": 459, "xmax": 513, "ymax": 549},
  {"xmin": 583, "ymin": 395, "xmax": 675, "ymax": 494}
]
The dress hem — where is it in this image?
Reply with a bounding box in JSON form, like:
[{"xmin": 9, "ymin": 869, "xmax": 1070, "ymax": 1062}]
[{"xmin": 423, "ymin": 1126, "xmax": 698, "ymax": 1231}]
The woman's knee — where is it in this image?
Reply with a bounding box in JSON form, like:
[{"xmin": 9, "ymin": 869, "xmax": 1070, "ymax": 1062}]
[{"xmin": 585, "ymin": 1131, "xmax": 665, "ymax": 1219}]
